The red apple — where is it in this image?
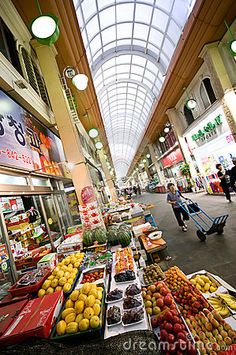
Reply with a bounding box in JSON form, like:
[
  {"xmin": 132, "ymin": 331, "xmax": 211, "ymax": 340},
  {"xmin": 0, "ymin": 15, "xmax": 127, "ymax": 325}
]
[
  {"xmin": 165, "ymin": 311, "xmax": 174, "ymax": 323},
  {"xmin": 164, "ymin": 294, "xmax": 173, "ymax": 307},
  {"xmin": 173, "ymin": 323, "xmax": 182, "ymax": 334},
  {"xmin": 177, "ymin": 339, "xmax": 187, "ymax": 351},
  {"xmin": 165, "ymin": 322, "xmax": 173, "ymax": 333},
  {"xmin": 168, "ymin": 333, "xmax": 175, "ymax": 343},
  {"xmin": 156, "ymin": 298, "xmax": 164, "ymax": 308},
  {"xmin": 160, "ymin": 329, "xmax": 168, "ymax": 341},
  {"xmin": 173, "ymin": 316, "xmax": 181, "ymax": 324},
  {"xmin": 160, "ymin": 287, "xmax": 169, "ymax": 296},
  {"xmin": 151, "ymin": 316, "xmax": 159, "ymax": 328},
  {"xmin": 177, "ymin": 332, "xmax": 187, "ymax": 341}
]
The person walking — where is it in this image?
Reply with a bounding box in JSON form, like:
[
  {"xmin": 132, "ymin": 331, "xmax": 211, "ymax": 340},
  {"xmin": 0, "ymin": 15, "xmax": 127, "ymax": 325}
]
[
  {"xmin": 230, "ymin": 157, "xmax": 236, "ymax": 193},
  {"xmin": 216, "ymin": 163, "xmax": 232, "ymax": 202},
  {"xmin": 167, "ymin": 183, "xmax": 189, "ymax": 232}
]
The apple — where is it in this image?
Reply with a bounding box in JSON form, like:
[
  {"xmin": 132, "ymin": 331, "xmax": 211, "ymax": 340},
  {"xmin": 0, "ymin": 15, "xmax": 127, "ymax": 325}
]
[
  {"xmin": 177, "ymin": 332, "xmax": 186, "ymax": 341},
  {"xmin": 205, "ymin": 321, "xmax": 213, "ymax": 331},
  {"xmin": 165, "ymin": 322, "xmax": 173, "ymax": 333},
  {"xmin": 220, "ymin": 329, "xmax": 228, "ymax": 338},
  {"xmin": 164, "ymin": 294, "xmax": 173, "ymax": 307},
  {"xmin": 160, "ymin": 287, "xmax": 169, "ymax": 296},
  {"xmin": 177, "ymin": 339, "xmax": 187, "ymax": 351},
  {"xmin": 165, "ymin": 311, "xmax": 174, "ymax": 323},
  {"xmin": 168, "ymin": 333, "xmax": 175, "ymax": 343},
  {"xmin": 153, "ymin": 292, "xmax": 161, "ymax": 299},
  {"xmin": 146, "ymin": 307, "xmax": 153, "ymax": 315},
  {"xmin": 151, "ymin": 315, "xmax": 159, "ymax": 328},
  {"xmin": 186, "ymin": 343, "xmax": 197, "ymax": 355},
  {"xmin": 151, "ymin": 297, "xmax": 156, "ymax": 303},
  {"xmin": 160, "ymin": 329, "xmax": 168, "ymax": 341},
  {"xmin": 156, "ymin": 298, "xmax": 164, "ymax": 308},
  {"xmin": 153, "ymin": 306, "xmax": 161, "ymax": 315},
  {"xmin": 173, "ymin": 323, "xmax": 182, "ymax": 334},
  {"xmin": 224, "ymin": 336, "xmax": 232, "ymax": 346}
]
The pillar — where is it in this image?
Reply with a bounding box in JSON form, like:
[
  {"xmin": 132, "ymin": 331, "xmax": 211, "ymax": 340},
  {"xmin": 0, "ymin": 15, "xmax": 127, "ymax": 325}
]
[
  {"xmin": 166, "ymin": 108, "xmax": 198, "ymax": 180},
  {"xmin": 200, "ymin": 43, "xmax": 236, "ymax": 141},
  {"xmin": 97, "ymin": 150, "xmax": 118, "ymax": 201},
  {"xmin": 148, "ymin": 144, "xmax": 166, "ymax": 185},
  {"xmin": 31, "ymin": 41, "xmax": 96, "ymax": 205}
]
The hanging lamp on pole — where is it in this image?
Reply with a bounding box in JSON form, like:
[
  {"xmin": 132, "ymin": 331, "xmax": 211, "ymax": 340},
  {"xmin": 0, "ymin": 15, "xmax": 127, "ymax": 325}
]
[{"xmin": 30, "ymin": 0, "xmax": 59, "ymax": 45}]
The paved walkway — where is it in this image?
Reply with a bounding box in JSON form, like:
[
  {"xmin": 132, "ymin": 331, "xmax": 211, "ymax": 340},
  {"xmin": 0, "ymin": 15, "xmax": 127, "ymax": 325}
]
[{"xmin": 133, "ymin": 191, "xmax": 236, "ymax": 287}]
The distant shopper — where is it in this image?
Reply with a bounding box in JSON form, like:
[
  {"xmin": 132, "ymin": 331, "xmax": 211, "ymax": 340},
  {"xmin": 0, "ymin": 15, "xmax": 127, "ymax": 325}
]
[
  {"xmin": 137, "ymin": 184, "xmax": 141, "ymax": 195},
  {"xmin": 216, "ymin": 163, "xmax": 231, "ymax": 202},
  {"xmin": 230, "ymin": 157, "xmax": 236, "ymax": 193},
  {"xmin": 167, "ymin": 183, "xmax": 189, "ymax": 232},
  {"xmin": 133, "ymin": 185, "xmax": 137, "ymax": 195}
]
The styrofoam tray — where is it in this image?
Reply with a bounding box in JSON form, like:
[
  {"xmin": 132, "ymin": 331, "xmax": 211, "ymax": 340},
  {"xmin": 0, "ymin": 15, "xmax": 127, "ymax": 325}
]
[
  {"xmin": 106, "ymin": 290, "xmax": 123, "ymax": 304},
  {"xmin": 122, "ymin": 318, "xmax": 144, "ymax": 327}
]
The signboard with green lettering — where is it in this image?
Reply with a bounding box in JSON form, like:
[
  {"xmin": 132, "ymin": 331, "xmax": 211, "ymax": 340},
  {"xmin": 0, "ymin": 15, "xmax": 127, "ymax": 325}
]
[{"xmin": 191, "ymin": 115, "xmax": 223, "ymax": 141}]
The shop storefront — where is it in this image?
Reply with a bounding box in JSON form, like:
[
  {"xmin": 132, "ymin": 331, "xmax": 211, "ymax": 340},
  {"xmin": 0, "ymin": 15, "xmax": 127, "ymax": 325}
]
[
  {"xmin": 160, "ymin": 146, "xmax": 188, "ymax": 191},
  {"xmin": 0, "ymin": 90, "xmax": 80, "ymax": 289},
  {"xmin": 183, "ymin": 104, "xmax": 236, "ymax": 193}
]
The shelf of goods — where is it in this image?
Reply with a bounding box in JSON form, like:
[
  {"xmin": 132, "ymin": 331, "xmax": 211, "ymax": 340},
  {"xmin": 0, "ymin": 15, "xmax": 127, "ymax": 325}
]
[
  {"xmin": 104, "ymin": 247, "xmax": 150, "ymax": 339},
  {"xmin": 143, "ymin": 265, "xmax": 236, "ymax": 354}
]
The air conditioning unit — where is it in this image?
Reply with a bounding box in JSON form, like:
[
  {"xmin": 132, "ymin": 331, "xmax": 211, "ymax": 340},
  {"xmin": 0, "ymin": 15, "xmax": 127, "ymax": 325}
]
[{"xmin": 14, "ymin": 80, "xmax": 27, "ymax": 89}]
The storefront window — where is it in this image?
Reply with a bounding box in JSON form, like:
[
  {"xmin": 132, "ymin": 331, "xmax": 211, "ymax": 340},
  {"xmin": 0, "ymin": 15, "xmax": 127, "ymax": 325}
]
[
  {"xmin": 0, "ymin": 174, "xmax": 27, "ymax": 185},
  {"xmin": 41, "ymin": 195, "xmax": 61, "ymax": 235},
  {"xmin": 31, "ymin": 178, "xmax": 50, "ymax": 187},
  {"xmin": 0, "ymin": 220, "xmax": 14, "ymax": 297},
  {"xmin": 54, "ymin": 194, "xmax": 70, "ymax": 234}
]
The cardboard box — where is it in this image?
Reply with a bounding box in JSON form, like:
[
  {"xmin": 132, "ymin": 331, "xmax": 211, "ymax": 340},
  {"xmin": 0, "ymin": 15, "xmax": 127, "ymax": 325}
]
[
  {"xmin": 37, "ymin": 252, "xmax": 58, "ymax": 270},
  {"xmin": 0, "ymin": 299, "xmax": 28, "ymax": 336},
  {"xmin": 0, "ymin": 291, "xmax": 64, "ymax": 346}
]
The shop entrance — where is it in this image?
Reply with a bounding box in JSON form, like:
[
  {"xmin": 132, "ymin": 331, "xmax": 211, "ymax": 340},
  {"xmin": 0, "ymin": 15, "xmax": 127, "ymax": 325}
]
[{"xmin": 0, "ymin": 191, "xmax": 71, "ymax": 297}]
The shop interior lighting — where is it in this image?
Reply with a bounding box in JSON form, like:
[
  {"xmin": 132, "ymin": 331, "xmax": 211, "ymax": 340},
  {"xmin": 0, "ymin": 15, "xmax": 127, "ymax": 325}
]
[
  {"xmin": 146, "ymin": 154, "xmax": 151, "ymax": 159},
  {"xmin": 88, "ymin": 128, "xmax": 98, "ymax": 138},
  {"xmin": 159, "ymin": 136, "xmax": 165, "ymax": 143},
  {"xmin": 142, "ymin": 159, "xmax": 146, "ymax": 163},
  {"xmin": 139, "ymin": 163, "xmax": 143, "ymax": 167},
  {"xmin": 95, "ymin": 141, "xmax": 103, "ymax": 149}
]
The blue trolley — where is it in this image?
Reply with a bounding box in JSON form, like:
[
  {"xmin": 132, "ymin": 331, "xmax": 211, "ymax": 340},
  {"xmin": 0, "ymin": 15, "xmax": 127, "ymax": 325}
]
[{"xmin": 179, "ymin": 198, "xmax": 228, "ymax": 241}]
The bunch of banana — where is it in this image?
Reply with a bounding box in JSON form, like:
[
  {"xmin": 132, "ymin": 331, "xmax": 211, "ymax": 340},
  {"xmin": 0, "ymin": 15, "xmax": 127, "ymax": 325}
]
[
  {"xmin": 208, "ymin": 296, "xmax": 230, "ymax": 317},
  {"xmin": 217, "ymin": 293, "xmax": 236, "ymax": 310}
]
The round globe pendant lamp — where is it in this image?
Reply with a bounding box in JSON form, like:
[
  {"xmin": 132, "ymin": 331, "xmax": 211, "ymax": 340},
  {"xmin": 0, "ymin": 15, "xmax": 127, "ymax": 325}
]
[{"xmin": 30, "ymin": 14, "xmax": 59, "ymax": 45}]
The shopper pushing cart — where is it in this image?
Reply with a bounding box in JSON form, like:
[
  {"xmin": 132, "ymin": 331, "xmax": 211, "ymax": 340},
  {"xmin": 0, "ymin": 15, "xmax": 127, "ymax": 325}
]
[
  {"xmin": 167, "ymin": 183, "xmax": 228, "ymax": 241},
  {"xmin": 166, "ymin": 183, "xmax": 189, "ymax": 232}
]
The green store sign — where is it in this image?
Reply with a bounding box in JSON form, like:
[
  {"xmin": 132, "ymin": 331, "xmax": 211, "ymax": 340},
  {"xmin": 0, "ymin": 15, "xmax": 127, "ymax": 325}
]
[{"xmin": 191, "ymin": 114, "xmax": 223, "ymax": 141}]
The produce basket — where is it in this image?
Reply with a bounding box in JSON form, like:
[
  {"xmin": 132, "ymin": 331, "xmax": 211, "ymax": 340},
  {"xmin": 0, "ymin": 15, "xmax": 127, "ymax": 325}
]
[
  {"xmin": 50, "ymin": 284, "xmax": 105, "ymax": 341},
  {"xmin": 75, "ymin": 265, "xmax": 106, "ymax": 288},
  {"xmin": 8, "ymin": 269, "xmax": 51, "ymax": 297},
  {"xmin": 187, "ymin": 270, "xmax": 221, "ymax": 295},
  {"xmin": 138, "ymin": 264, "xmax": 165, "ymax": 286}
]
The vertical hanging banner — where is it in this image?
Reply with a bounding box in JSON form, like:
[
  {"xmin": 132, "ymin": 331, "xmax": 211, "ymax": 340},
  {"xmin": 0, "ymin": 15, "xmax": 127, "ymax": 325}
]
[{"xmin": 0, "ymin": 90, "xmax": 65, "ymax": 176}]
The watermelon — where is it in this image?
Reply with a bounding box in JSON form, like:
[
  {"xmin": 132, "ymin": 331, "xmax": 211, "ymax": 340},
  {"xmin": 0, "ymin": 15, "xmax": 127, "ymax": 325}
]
[
  {"xmin": 107, "ymin": 226, "xmax": 119, "ymax": 246},
  {"xmin": 118, "ymin": 231, "xmax": 131, "ymax": 247},
  {"xmin": 119, "ymin": 223, "xmax": 130, "ymax": 233},
  {"xmin": 93, "ymin": 227, "xmax": 107, "ymax": 244},
  {"xmin": 83, "ymin": 229, "xmax": 94, "ymax": 247}
]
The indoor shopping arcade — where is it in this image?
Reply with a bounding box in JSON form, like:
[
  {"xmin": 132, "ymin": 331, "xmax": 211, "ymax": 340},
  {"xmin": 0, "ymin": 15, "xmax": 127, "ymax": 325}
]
[{"xmin": 0, "ymin": 0, "xmax": 236, "ymax": 354}]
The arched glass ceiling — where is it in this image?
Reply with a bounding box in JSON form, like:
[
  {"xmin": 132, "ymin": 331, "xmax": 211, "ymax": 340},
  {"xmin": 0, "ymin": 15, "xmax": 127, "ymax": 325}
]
[{"xmin": 74, "ymin": 0, "xmax": 196, "ymax": 178}]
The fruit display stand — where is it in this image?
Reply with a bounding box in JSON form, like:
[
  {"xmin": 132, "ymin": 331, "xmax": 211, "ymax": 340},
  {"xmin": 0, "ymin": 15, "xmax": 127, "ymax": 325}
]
[
  {"xmin": 51, "ymin": 283, "xmax": 105, "ymax": 341},
  {"xmin": 8, "ymin": 268, "xmax": 51, "ymax": 297},
  {"xmin": 104, "ymin": 250, "xmax": 150, "ymax": 339},
  {"xmin": 187, "ymin": 270, "xmax": 236, "ymax": 320},
  {"xmin": 37, "ymin": 252, "xmax": 85, "ymax": 297},
  {"xmin": 139, "ymin": 234, "xmax": 167, "ymax": 263}
]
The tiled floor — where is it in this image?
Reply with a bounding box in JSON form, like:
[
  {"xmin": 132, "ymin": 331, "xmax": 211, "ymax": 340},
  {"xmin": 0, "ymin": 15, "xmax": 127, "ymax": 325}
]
[{"xmin": 133, "ymin": 191, "xmax": 236, "ymax": 287}]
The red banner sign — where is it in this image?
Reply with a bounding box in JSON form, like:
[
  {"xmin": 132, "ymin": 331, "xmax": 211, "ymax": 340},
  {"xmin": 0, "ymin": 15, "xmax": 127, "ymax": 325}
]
[{"xmin": 161, "ymin": 148, "xmax": 183, "ymax": 168}]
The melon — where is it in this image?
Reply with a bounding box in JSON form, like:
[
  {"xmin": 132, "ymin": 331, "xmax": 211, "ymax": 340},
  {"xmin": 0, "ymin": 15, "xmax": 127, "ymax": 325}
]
[
  {"xmin": 107, "ymin": 226, "xmax": 119, "ymax": 246},
  {"xmin": 92, "ymin": 227, "xmax": 107, "ymax": 244},
  {"xmin": 118, "ymin": 231, "xmax": 131, "ymax": 247},
  {"xmin": 83, "ymin": 229, "xmax": 94, "ymax": 247}
]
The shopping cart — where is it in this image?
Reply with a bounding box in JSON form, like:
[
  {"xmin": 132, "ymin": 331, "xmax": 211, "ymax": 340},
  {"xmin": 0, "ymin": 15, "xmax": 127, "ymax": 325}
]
[{"xmin": 179, "ymin": 198, "xmax": 228, "ymax": 241}]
